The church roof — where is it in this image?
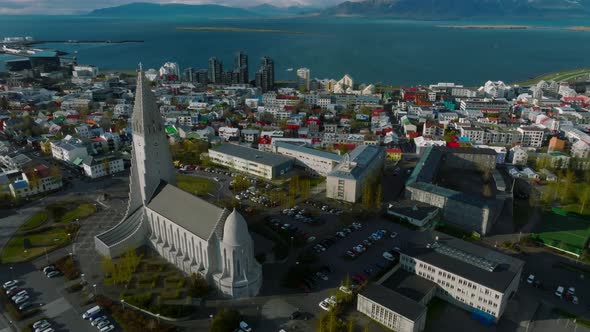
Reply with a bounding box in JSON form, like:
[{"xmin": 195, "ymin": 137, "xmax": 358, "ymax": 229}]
[
  {"xmin": 222, "ymin": 209, "xmax": 251, "ymax": 247},
  {"xmin": 147, "ymin": 183, "xmax": 224, "ymax": 240}
]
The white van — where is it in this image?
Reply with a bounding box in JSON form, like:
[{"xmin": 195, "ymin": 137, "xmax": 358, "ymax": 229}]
[
  {"xmin": 82, "ymin": 305, "xmax": 101, "ymax": 319},
  {"xmin": 555, "ymin": 286, "xmax": 564, "ymax": 298}
]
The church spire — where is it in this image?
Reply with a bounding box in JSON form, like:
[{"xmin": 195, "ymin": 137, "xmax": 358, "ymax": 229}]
[{"xmin": 132, "ymin": 71, "xmax": 164, "ymax": 136}]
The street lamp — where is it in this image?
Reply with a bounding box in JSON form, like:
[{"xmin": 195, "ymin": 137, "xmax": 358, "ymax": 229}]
[
  {"xmin": 80, "ymin": 273, "xmax": 85, "ymax": 284},
  {"xmin": 9, "ymin": 267, "xmax": 14, "ymax": 280},
  {"xmin": 92, "ymin": 284, "xmax": 97, "ymax": 296},
  {"xmin": 156, "ymin": 313, "xmax": 160, "ymax": 324},
  {"xmin": 121, "ymin": 299, "xmax": 125, "ymax": 309}
]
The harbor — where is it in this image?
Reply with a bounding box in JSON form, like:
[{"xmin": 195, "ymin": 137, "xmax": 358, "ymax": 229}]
[{"xmin": 0, "ymin": 36, "xmax": 143, "ymax": 57}]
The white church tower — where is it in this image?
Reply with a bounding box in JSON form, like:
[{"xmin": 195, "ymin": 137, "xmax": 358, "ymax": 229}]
[{"xmin": 126, "ymin": 70, "xmax": 176, "ymax": 216}]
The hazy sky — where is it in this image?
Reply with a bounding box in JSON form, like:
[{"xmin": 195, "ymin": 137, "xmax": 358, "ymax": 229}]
[{"xmin": 0, "ymin": 0, "xmax": 344, "ymax": 14}]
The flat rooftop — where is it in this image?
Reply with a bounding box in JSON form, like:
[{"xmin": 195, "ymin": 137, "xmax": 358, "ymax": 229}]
[
  {"xmin": 401, "ymin": 231, "xmax": 524, "ymax": 292},
  {"xmin": 210, "ymin": 143, "xmax": 293, "ymax": 167},
  {"xmin": 381, "ymin": 270, "xmax": 437, "ymax": 304},
  {"xmin": 275, "ymin": 141, "xmax": 342, "ymax": 162},
  {"xmin": 388, "ymin": 200, "xmax": 438, "ymax": 221},
  {"xmin": 360, "ymin": 283, "xmax": 427, "ymax": 321}
]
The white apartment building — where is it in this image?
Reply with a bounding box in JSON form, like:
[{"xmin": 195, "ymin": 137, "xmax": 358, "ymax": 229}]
[
  {"xmin": 517, "ymin": 126, "xmax": 545, "ymax": 147},
  {"xmin": 208, "ymin": 144, "xmax": 294, "ymax": 180},
  {"xmin": 82, "ymin": 155, "xmax": 124, "ymax": 179},
  {"xmin": 571, "ymin": 140, "xmax": 590, "ymax": 159},
  {"xmin": 218, "ymin": 127, "xmax": 240, "ymax": 142},
  {"xmin": 459, "ymin": 127, "xmax": 485, "ymax": 144},
  {"xmin": 304, "ymin": 94, "xmax": 331, "ymax": 109},
  {"xmin": 509, "ymin": 147, "xmax": 529, "ymax": 165},
  {"xmin": 50, "ymin": 141, "xmax": 89, "ymax": 163},
  {"xmin": 75, "ymin": 124, "xmax": 91, "ymax": 140},
  {"xmin": 399, "ymin": 232, "xmax": 523, "ymax": 322},
  {"xmin": 9, "ymin": 166, "xmax": 63, "ymax": 199},
  {"xmin": 274, "ymin": 142, "xmax": 342, "ymax": 176},
  {"xmin": 114, "ymin": 104, "xmax": 131, "ymax": 118},
  {"xmin": 297, "ymin": 67, "xmax": 310, "ymax": 90}
]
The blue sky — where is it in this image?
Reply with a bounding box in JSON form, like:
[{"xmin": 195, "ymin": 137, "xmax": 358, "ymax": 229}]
[{"xmin": 0, "ymin": 0, "xmax": 344, "ymax": 14}]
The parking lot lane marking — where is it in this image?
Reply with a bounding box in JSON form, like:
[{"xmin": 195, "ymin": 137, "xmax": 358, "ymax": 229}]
[{"xmin": 42, "ymin": 297, "xmax": 72, "ymax": 318}]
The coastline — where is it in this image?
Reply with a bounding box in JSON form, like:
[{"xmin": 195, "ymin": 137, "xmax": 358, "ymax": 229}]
[
  {"xmin": 437, "ymin": 25, "xmax": 532, "ymax": 30},
  {"xmin": 176, "ymin": 26, "xmax": 308, "ymax": 34},
  {"xmin": 566, "ymin": 26, "xmax": 590, "ymax": 31}
]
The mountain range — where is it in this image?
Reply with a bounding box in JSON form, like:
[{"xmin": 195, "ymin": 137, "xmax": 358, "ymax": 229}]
[
  {"xmin": 88, "ymin": 1, "xmax": 590, "ymax": 18},
  {"xmin": 322, "ymin": 0, "xmax": 590, "ymax": 18}
]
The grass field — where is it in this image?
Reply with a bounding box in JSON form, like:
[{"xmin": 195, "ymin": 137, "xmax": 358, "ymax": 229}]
[
  {"xmin": 58, "ymin": 203, "xmax": 96, "ymax": 223},
  {"xmin": 176, "ymin": 174, "xmax": 215, "ymax": 196},
  {"xmin": 46, "ymin": 200, "xmax": 97, "ymax": 223},
  {"xmin": 515, "ymin": 68, "xmax": 590, "ymax": 86},
  {"xmin": 18, "ymin": 212, "xmax": 48, "ymax": 232},
  {"xmin": 534, "ymin": 212, "xmax": 590, "ymax": 255},
  {"xmin": 1, "ymin": 226, "xmax": 71, "ymax": 263}
]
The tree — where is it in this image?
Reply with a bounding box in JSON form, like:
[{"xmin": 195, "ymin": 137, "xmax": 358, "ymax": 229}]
[
  {"xmin": 560, "ymin": 170, "xmax": 577, "ymax": 204},
  {"xmin": 362, "ymin": 183, "xmax": 372, "ymax": 210},
  {"xmin": 188, "ymin": 273, "xmax": 209, "ymax": 298},
  {"xmin": 0, "ymin": 96, "xmax": 8, "ymax": 110},
  {"xmin": 579, "ymin": 186, "xmax": 590, "ymax": 214},
  {"xmin": 100, "ymin": 256, "xmax": 116, "ymax": 279},
  {"xmin": 209, "ymin": 308, "xmax": 241, "ymax": 332},
  {"xmin": 375, "ymin": 184, "xmax": 383, "ymax": 209}
]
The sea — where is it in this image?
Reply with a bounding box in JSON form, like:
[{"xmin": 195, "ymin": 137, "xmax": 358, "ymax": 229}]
[{"xmin": 1, "ymin": 15, "xmax": 590, "ymax": 86}]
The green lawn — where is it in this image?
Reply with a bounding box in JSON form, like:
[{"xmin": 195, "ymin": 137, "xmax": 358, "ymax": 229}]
[
  {"xmin": 18, "ymin": 212, "xmax": 48, "ymax": 232},
  {"xmin": 176, "ymin": 174, "xmax": 215, "ymax": 196},
  {"xmin": 533, "ymin": 212, "xmax": 590, "ymax": 255},
  {"xmin": 515, "ymin": 68, "xmax": 590, "ymax": 86},
  {"xmin": 46, "ymin": 200, "xmax": 97, "ymax": 223},
  {"xmin": 57, "ymin": 203, "xmax": 96, "ymax": 223},
  {"xmin": 1, "ymin": 227, "xmax": 71, "ymax": 263}
]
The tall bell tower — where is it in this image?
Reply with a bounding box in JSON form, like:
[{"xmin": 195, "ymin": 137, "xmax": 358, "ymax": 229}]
[{"xmin": 125, "ymin": 70, "xmax": 177, "ymax": 216}]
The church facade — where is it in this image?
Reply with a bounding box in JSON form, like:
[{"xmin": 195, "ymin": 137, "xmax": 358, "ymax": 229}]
[{"xmin": 95, "ymin": 71, "xmax": 262, "ymax": 298}]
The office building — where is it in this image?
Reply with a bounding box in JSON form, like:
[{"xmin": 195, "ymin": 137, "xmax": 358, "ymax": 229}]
[
  {"xmin": 234, "ymin": 51, "xmax": 249, "ymax": 84},
  {"xmin": 273, "ymin": 142, "xmax": 342, "ymax": 176},
  {"xmin": 208, "ymin": 143, "xmax": 293, "ymax": 180},
  {"xmin": 208, "ymin": 57, "xmax": 223, "ymax": 84},
  {"xmin": 326, "ymin": 145, "xmax": 385, "ymax": 203},
  {"xmin": 256, "ymin": 56, "xmax": 274, "ymax": 92}
]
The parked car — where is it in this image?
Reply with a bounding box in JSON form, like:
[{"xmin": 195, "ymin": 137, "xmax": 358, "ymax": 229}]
[
  {"xmin": 533, "ymin": 280, "xmax": 544, "ymax": 289},
  {"xmin": 383, "ymin": 252, "xmax": 395, "ymax": 261},
  {"xmin": 91, "ymin": 316, "xmax": 108, "ymax": 327},
  {"xmin": 43, "ymin": 265, "xmax": 56, "ymax": 274},
  {"xmin": 5, "ymin": 286, "xmax": 18, "ymax": 295},
  {"xmin": 2, "ymin": 280, "xmax": 18, "ymax": 289},
  {"xmin": 33, "ymin": 320, "xmax": 50, "ymax": 330},
  {"xmin": 239, "ymin": 321, "xmax": 252, "ymax": 332},
  {"xmin": 319, "ymin": 301, "xmax": 330, "ymax": 311},
  {"xmin": 339, "ymin": 286, "xmax": 352, "ymax": 295},
  {"xmin": 11, "ymin": 290, "xmax": 27, "ymax": 301},
  {"xmin": 96, "ymin": 320, "xmax": 110, "ymax": 329},
  {"xmin": 99, "ymin": 325, "xmax": 114, "ymax": 332},
  {"xmin": 555, "ymin": 286, "xmax": 564, "ymax": 298},
  {"xmin": 18, "ymin": 302, "xmax": 32, "ymax": 311},
  {"xmin": 526, "ymin": 274, "xmax": 535, "ymax": 284},
  {"xmin": 46, "ymin": 271, "xmax": 61, "ymax": 278},
  {"xmin": 390, "ymin": 232, "xmax": 398, "ymax": 239},
  {"xmin": 14, "ymin": 295, "xmax": 29, "ymax": 304}
]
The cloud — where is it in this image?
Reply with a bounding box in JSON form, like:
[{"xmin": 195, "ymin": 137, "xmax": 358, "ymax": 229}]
[{"xmin": 0, "ymin": 0, "xmax": 343, "ymax": 14}]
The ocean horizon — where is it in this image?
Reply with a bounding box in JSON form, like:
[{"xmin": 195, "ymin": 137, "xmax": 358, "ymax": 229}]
[{"xmin": 1, "ymin": 15, "xmax": 590, "ymax": 85}]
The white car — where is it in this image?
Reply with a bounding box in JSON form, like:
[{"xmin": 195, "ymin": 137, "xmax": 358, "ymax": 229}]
[
  {"xmin": 318, "ymin": 301, "xmax": 330, "ymax": 311},
  {"xmin": 99, "ymin": 325, "xmax": 114, "ymax": 332},
  {"xmin": 3, "ymin": 280, "xmax": 18, "ymax": 289},
  {"xmin": 239, "ymin": 321, "xmax": 252, "ymax": 332},
  {"xmin": 555, "ymin": 286, "xmax": 564, "ymax": 298},
  {"xmin": 91, "ymin": 316, "xmax": 108, "ymax": 326},
  {"xmin": 339, "ymin": 286, "xmax": 352, "ymax": 295},
  {"xmin": 383, "ymin": 252, "xmax": 395, "ymax": 261},
  {"xmin": 96, "ymin": 320, "xmax": 110, "ymax": 329},
  {"xmin": 325, "ymin": 296, "xmax": 337, "ymax": 306},
  {"xmin": 33, "ymin": 320, "xmax": 50, "ymax": 330},
  {"xmin": 572, "ymin": 296, "xmax": 579, "ymax": 305},
  {"xmin": 526, "ymin": 274, "xmax": 535, "ymax": 284},
  {"xmin": 14, "ymin": 295, "xmax": 29, "ymax": 304},
  {"xmin": 11, "ymin": 290, "xmax": 27, "ymax": 301}
]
